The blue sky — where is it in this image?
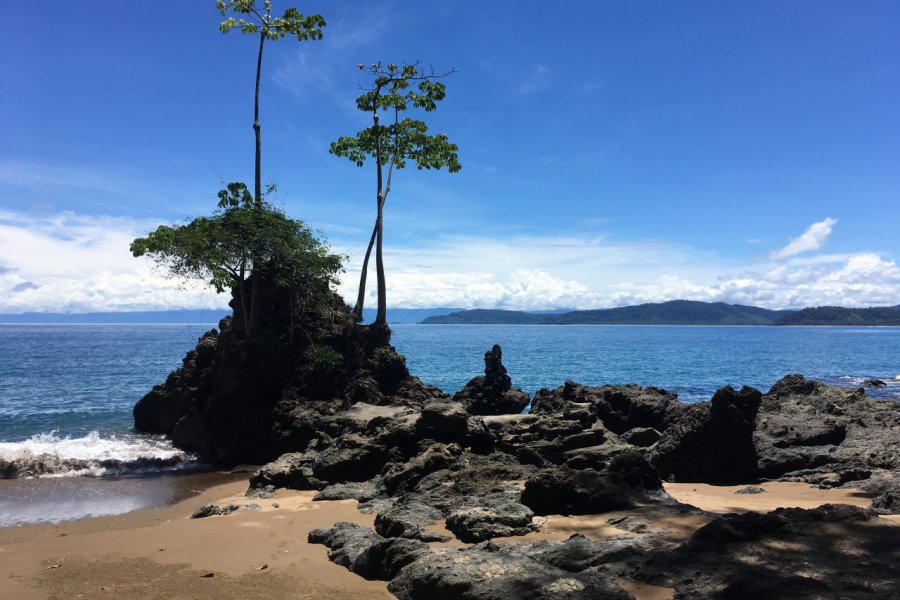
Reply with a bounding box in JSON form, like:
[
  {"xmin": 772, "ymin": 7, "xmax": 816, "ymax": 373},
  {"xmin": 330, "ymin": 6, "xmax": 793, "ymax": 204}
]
[{"xmin": 2, "ymin": 1, "xmax": 899, "ymax": 313}]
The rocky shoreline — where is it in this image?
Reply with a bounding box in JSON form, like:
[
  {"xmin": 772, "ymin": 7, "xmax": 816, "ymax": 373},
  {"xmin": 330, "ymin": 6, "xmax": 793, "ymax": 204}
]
[{"xmin": 134, "ymin": 313, "xmax": 900, "ymax": 598}]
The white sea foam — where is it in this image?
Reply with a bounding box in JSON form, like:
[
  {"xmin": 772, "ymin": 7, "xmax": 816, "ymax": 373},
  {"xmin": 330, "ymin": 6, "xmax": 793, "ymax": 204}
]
[{"xmin": 0, "ymin": 431, "xmax": 196, "ymax": 478}]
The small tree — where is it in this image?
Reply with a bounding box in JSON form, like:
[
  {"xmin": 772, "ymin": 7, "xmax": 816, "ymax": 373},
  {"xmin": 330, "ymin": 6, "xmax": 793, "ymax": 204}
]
[
  {"xmin": 216, "ymin": 1, "xmax": 325, "ymax": 332},
  {"xmin": 131, "ymin": 182, "xmax": 343, "ymax": 338},
  {"xmin": 217, "ymin": 0, "xmax": 325, "ymax": 207},
  {"xmin": 331, "ymin": 62, "xmax": 461, "ymax": 325}
]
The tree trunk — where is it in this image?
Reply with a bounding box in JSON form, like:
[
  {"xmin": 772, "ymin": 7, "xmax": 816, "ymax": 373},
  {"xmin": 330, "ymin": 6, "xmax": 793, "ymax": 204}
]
[
  {"xmin": 247, "ymin": 30, "xmax": 266, "ymax": 338},
  {"xmin": 372, "ymin": 100, "xmax": 387, "ymax": 326},
  {"xmin": 352, "ymin": 221, "xmax": 378, "ymax": 321},
  {"xmin": 253, "ymin": 30, "xmax": 265, "ymax": 208},
  {"xmin": 236, "ymin": 277, "xmax": 251, "ymax": 334},
  {"xmin": 375, "ymin": 202, "xmax": 386, "ymax": 325}
]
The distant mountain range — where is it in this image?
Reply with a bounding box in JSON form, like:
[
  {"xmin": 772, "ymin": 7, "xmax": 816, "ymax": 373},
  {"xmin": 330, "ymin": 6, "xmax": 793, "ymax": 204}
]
[
  {"xmin": 420, "ymin": 301, "xmax": 900, "ymax": 326},
  {"xmin": 3, "ymin": 302, "xmax": 899, "ymax": 326}
]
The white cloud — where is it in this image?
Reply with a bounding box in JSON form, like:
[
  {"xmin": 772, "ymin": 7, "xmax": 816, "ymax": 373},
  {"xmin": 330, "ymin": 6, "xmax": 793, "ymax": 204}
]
[
  {"xmin": 334, "ymin": 231, "xmax": 900, "ymax": 311},
  {"xmin": 2, "ymin": 209, "xmax": 897, "ymax": 315},
  {"xmin": 0, "ymin": 210, "xmax": 225, "ymax": 314},
  {"xmin": 770, "ymin": 217, "xmax": 837, "ymax": 260}
]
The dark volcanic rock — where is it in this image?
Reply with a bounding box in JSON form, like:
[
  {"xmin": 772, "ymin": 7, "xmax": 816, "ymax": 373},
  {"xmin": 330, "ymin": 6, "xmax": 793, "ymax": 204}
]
[
  {"xmin": 454, "ymin": 345, "xmax": 530, "ymax": 415},
  {"xmin": 311, "ymin": 523, "xmax": 637, "ymax": 598},
  {"xmin": 445, "ymin": 495, "xmax": 536, "ymax": 543},
  {"xmin": 657, "ymin": 504, "xmax": 898, "ymax": 599},
  {"xmin": 480, "ymin": 407, "xmax": 620, "ymax": 469},
  {"xmin": 312, "ymin": 433, "xmax": 388, "ymax": 483},
  {"xmin": 375, "ymin": 502, "xmax": 446, "ymax": 541},
  {"xmin": 191, "ymin": 503, "xmax": 239, "ymax": 518},
  {"xmin": 380, "ymin": 443, "xmax": 463, "ymax": 496},
  {"xmin": 388, "ymin": 546, "xmax": 633, "ymax": 600},
  {"xmin": 532, "ymin": 381, "xmax": 685, "ymax": 435},
  {"xmin": 521, "ymin": 452, "xmax": 662, "ymax": 515},
  {"xmin": 620, "ymin": 426, "xmax": 661, "ymax": 447},
  {"xmin": 734, "ymin": 485, "xmax": 765, "ymax": 495},
  {"xmin": 248, "ymin": 451, "xmax": 324, "ymax": 491},
  {"xmin": 652, "ymin": 385, "xmax": 762, "ymax": 483},
  {"xmin": 863, "ymin": 378, "xmax": 887, "ymax": 387},
  {"xmin": 414, "ymin": 401, "xmax": 469, "ymax": 442},
  {"xmin": 754, "ymin": 375, "xmax": 900, "ymax": 482},
  {"xmin": 871, "ymin": 491, "xmax": 900, "ymax": 514},
  {"xmin": 132, "ymin": 276, "xmax": 438, "ymax": 467}
]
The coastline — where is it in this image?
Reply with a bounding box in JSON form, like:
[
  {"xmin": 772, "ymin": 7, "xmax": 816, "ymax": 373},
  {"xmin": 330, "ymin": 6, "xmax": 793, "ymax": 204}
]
[
  {"xmin": 1, "ymin": 476, "xmax": 896, "ymax": 600},
  {"xmin": 0, "ymin": 478, "xmax": 393, "ymax": 600}
]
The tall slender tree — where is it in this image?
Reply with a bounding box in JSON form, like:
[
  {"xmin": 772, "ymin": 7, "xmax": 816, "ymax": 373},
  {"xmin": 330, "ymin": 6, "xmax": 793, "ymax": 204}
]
[
  {"xmin": 331, "ymin": 62, "xmax": 460, "ymax": 325},
  {"xmin": 216, "ymin": 0, "xmax": 325, "ymax": 334}
]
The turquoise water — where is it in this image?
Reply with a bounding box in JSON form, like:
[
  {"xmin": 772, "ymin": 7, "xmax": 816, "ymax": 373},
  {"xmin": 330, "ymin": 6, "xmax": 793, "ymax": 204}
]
[
  {"xmin": 0, "ymin": 322, "xmax": 898, "ymax": 464},
  {"xmin": 1, "ymin": 321, "xmax": 898, "ymax": 525},
  {"xmin": 392, "ymin": 324, "xmax": 900, "ymax": 402}
]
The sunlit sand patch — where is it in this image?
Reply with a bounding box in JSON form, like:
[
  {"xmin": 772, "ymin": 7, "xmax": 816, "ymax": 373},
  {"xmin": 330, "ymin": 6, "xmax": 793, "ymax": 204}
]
[
  {"xmin": 664, "ymin": 481, "xmax": 875, "ymax": 514},
  {"xmin": 616, "ymin": 578, "xmax": 675, "ymax": 600}
]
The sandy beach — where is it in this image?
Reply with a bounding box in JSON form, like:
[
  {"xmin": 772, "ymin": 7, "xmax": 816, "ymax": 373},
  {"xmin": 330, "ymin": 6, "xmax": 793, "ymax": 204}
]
[
  {"xmin": 0, "ymin": 476, "xmax": 393, "ymax": 600},
  {"xmin": 1, "ymin": 474, "xmax": 894, "ymax": 600}
]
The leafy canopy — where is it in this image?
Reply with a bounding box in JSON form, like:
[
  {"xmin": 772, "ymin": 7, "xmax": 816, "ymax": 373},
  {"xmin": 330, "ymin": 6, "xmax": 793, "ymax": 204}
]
[
  {"xmin": 330, "ymin": 62, "xmax": 461, "ymax": 173},
  {"xmin": 130, "ymin": 182, "xmax": 342, "ymax": 294},
  {"xmin": 217, "ymin": 0, "xmax": 325, "ymax": 41}
]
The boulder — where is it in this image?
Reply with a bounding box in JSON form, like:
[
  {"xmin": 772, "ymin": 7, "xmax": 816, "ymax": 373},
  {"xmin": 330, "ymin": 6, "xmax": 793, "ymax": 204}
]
[
  {"xmin": 191, "ymin": 503, "xmax": 239, "ymax": 518},
  {"xmin": 414, "ymin": 401, "xmax": 469, "ymax": 442},
  {"xmin": 454, "ymin": 345, "xmax": 530, "ymax": 415},
  {"xmin": 521, "ymin": 452, "xmax": 662, "ymax": 516},
  {"xmin": 532, "ymin": 381, "xmax": 685, "ymax": 434},
  {"xmin": 248, "ymin": 452, "xmax": 324, "ymax": 491},
  {"xmin": 445, "ymin": 495, "xmax": 537, "ymax": 542},
  {"xmin": 863, "ymin": 378, "xmax": 887, "ymax": 387},
  {"xmin": 380, "ymin": 443, "xmax": 463, "ymax": 496},
  {"xmin": 754, "ymin": 375, "xmax": 900, "ymax": 481},
  {"xmin": 871, "ymin": 491, "xmax": 900, "ymax": 514},
  {"xmin": 312, "ymin": 434, "xmax": 388, "ymax": 483},
  {"xmin": 652, "ymin": 385, "xmax": 762, "ymax": 483},
  {"xmin": 387, "ymin": 544, "xmax": 633, "ymax": 600}
]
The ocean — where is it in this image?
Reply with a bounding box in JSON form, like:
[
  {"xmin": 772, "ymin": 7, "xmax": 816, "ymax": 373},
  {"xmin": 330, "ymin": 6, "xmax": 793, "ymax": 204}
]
[{"xmin": 1, "ymin": 321, "xmax": 899, "ymax": 526}]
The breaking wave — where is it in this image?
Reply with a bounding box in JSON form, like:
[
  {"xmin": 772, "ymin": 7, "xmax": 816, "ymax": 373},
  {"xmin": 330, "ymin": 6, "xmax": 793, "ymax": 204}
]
[
  {"xmin": 832, "ymin": 375, "xmax": 900, "ymax": 400},
  {"xmin": 0, "ymin": 431, "xmax": 197, "ymax": 478}
]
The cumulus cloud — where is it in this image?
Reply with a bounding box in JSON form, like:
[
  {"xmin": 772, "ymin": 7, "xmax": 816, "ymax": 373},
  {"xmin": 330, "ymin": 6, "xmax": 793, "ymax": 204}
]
[
  {"xmin": 1, "ymin": 209, "xmax": 897, "ymax": 314},
  {"xmin": 0, "ymin": 210, "xmax": 225, "ymax": 314},
  {"xmin": 336, "ymin": 231, "xmax": 900, "ymax": 311},
  {"xmin": 770, "ymin": 217, "xmax": 837, "ymax": 260}
]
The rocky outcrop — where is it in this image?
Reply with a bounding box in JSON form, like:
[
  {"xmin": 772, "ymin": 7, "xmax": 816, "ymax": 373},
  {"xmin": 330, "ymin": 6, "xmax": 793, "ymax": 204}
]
[
  {"xmin": 652, "ymin": 504, "xmax": 899, "ymax": 598},
  {"xmin": 136, "ymin": 309, "xmax": 900, "ymax": 598},
  {"xmin": 652, "ymin": 385, "xmax": 762, "ymax": 483},
  {"xmin": 310, "ymin": 502, "xmax": 900, "ymax": 599},
  {"xmin": 309, "ymin": 524, "xmax": 638, "ymax": 599},
  {"xmin": 453, "ymin": 345, "xmax": 529, "ymax": 415},
  {"xmin": 521, "ymin": 452, "xmax": 664, "ymax": 515},
  {"xmin": 754, "ymin": 375, "xmax": 900, "ymax": 483},
  {"xmin": 647, "ymin": 375, "xmax": 900, "ymax": 485},
  {"xmin": 133, "ymin": 277, "xmax": 449, "ymax": 466},
  {"xmin": 531, "ymin": 380, "xmax": 685, "ymax": 434}
]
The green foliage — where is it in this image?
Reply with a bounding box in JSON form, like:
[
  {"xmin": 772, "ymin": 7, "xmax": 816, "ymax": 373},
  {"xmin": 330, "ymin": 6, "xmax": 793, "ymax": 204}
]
[
  {"xmin": 217, "ymin": 0, "xmax": 325, "ymax": 41},
  {"xmin": 310, "ymin": 345, "xmax": 343, "ymax": 368},
  {"xmin": 130, "ymin": 182, "xmax": 343, "ymax": 295},
  {"xmin": 329, "ymin": 62, "xmax": 461, "ymax": 174},
  {"xmin": 372, "ymin": 346, "xmax": 405, "ymax": 366}
]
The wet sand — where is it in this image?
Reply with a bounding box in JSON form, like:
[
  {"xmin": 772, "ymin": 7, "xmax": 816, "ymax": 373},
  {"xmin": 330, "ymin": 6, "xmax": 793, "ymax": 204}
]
[
  {"xmin": 0, "ymin": 477, "xmax": 893, "ymax": 600},
  {"xmin": 0, "ymin": 479, "xmax": 392, "ymax": 600},
  {"xmin": 0, "ymin": 470, "xmax": 246, "ymax": 528}
]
